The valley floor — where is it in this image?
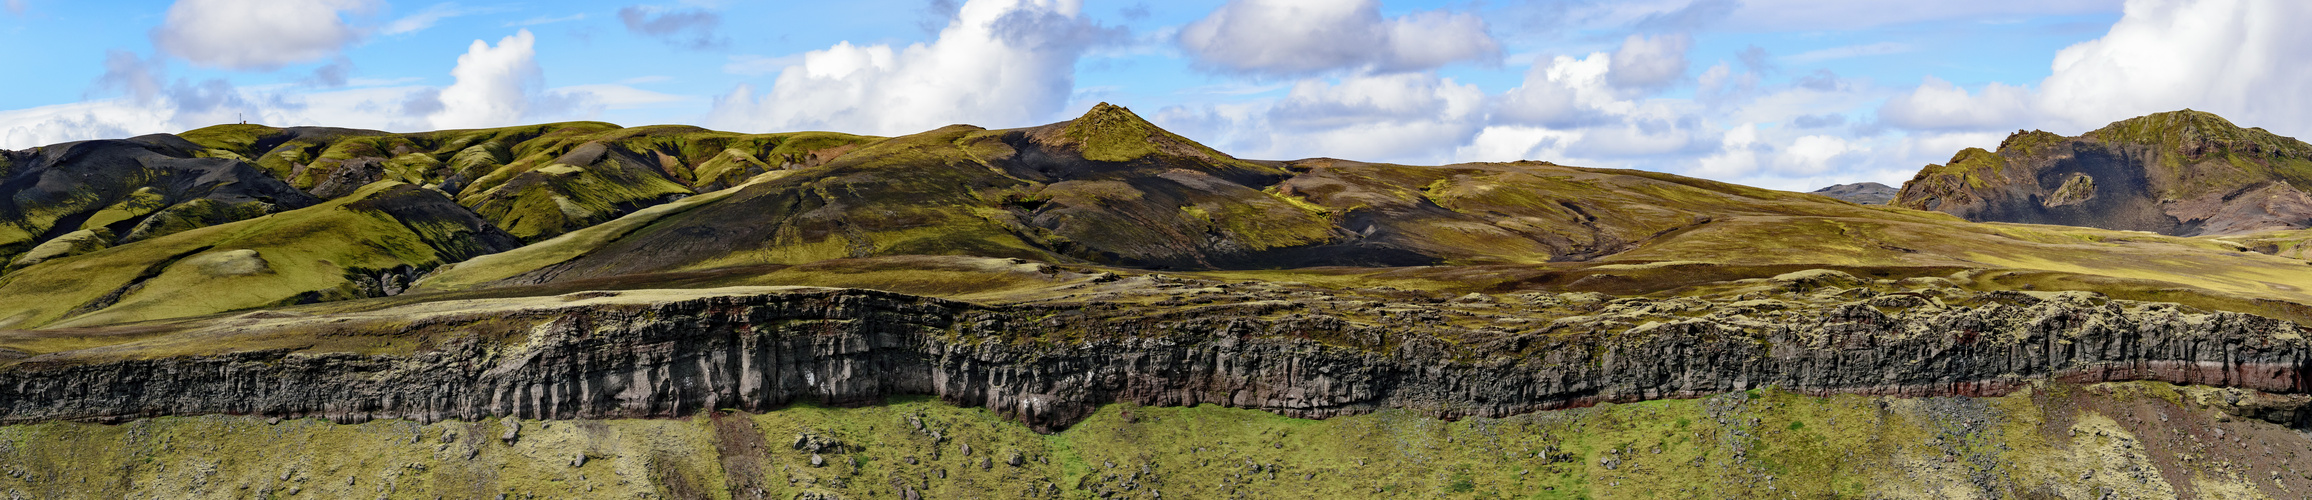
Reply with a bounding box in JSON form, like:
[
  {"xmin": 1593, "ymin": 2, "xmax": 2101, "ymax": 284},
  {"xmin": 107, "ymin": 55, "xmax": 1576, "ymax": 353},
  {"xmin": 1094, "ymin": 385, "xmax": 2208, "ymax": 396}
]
[{"xmin": 0, "ymin": 382, "xmax": 2302, "ymax": 499}]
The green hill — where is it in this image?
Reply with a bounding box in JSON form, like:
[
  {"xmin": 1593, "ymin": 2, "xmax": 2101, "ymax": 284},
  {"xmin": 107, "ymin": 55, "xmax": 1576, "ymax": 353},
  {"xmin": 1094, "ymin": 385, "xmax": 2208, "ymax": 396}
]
[{"xmin": 1894, "ymin": 109, "xmax": 2312, "ymax": 236}]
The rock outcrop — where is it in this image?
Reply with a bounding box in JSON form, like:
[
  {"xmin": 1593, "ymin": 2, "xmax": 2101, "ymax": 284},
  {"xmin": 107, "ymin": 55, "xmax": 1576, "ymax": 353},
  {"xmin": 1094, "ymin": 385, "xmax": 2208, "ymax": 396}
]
[
  {"xmin": 2, "ymin": 280, "xmax": 2303, "ymax": 433},
  {"xmin": 1892, "ymin": 110, "xmax": 2312, "ymax": 236}
]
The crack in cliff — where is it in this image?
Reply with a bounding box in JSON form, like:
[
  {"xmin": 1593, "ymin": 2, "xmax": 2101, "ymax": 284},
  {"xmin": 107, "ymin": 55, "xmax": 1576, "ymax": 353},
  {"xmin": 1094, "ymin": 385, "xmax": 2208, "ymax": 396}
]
[{"xmin": 0, "ymin": 286, "xmax": 2305, "ymax": 434}]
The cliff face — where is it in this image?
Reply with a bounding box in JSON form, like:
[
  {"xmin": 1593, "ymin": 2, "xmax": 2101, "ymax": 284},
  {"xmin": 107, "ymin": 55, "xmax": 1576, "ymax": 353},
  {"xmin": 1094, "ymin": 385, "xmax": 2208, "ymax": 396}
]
[{"xmin": 4, "ymin": 279, "xmax": 2304, "ymax": 433}]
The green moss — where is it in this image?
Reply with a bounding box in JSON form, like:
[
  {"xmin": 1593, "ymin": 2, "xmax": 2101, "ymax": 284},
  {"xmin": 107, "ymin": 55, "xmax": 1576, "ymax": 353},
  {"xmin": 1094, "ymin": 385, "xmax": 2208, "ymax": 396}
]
[
  {"xmin": 1056, "ymin": 103, "xmax": 1274, "ymax": 176},
  {"xmin": 1061, "ymin": 103, "xmax": 1169, "ymax": 163},
  {"xmin": 78, "ymin": 186, "xmax": 168, "ymax": 232},
  {"xmin": 2085, "ymin": 109, "xmax": 2312, "ymax": 159},
  {"xmin": 0, "ymin": 181, "xmax": 506, "ymax": 329},
  {"xmin": 0, "ymin": 383, "xmax": 2297, "ymax": 498},
  {"xmin": 175, "ymin": 124, "xmax": 285, "ymax": 157}
]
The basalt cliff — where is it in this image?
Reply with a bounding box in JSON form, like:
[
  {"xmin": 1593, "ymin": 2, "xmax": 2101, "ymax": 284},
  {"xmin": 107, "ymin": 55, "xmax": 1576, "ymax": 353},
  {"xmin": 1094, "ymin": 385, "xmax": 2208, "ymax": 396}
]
[{"xmin": 7, "ymin": 279, "xmax": 2312, "ymax": 434}]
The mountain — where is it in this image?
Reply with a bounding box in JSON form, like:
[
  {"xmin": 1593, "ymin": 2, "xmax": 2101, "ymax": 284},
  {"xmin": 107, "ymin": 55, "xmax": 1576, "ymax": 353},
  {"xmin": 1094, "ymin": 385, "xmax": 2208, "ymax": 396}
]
[
  {"xmin": 3, "ymin": 105, "xmax": 2312, "ymax": 498},
  {"xmin": 0, "ymin": 134, "xmax": 320, "ymax": 269},
  {"xmin": 419, "ymin": 103, "xmax": 2055, "ymax": 292},
  {"xmin": 1892, "ymin": 110, "xmax": 2312, "ymax": 235},
  {"xmin": 1808, "ymin": 181, "xmax": 1896, "ymax": 204}
]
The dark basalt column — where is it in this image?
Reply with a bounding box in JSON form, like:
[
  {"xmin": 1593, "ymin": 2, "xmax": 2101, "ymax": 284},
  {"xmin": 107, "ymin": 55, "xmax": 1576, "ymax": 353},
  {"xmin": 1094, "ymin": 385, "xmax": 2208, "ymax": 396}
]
[{"xmin": 0, "ymin": 289, "xmax": 2303, "ymax": 433}]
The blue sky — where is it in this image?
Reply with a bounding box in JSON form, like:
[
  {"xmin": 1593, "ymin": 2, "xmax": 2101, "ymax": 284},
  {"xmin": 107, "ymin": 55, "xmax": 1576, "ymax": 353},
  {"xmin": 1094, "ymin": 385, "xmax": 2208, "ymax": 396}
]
[{"xmin": 3, "ymin": 0, "xmax": 2304, "ymax": 190}]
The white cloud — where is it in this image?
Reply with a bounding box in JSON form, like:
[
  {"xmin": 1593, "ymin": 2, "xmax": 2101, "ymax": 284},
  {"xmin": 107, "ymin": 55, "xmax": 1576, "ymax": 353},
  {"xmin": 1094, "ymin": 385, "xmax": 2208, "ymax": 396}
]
[
  {"xmin": 1724, "ymin": 0, "xmax": 2120, "ymax": 31},
  {"xmin": 1494, "ymin": 53, "xmax": 1618, "ymax": 128},
  {"xmin": 1877, "ymin": 76, "xmax": 2034, "ymax": 131},
  {"xmin": 1692, "ymin": 123, "xmax": 1763, "ymax": 178},
  {"xmin": 5, "ymin": 0, "xmax": 24, "ymax": 15},
  {"xmin": 1869, "ymin": 0, "xmax": 2312, "ymax": 138},
  {"xmin": 618, "ymin": 6, "xmax": 727, "ymax": 49},
  {"xmin": 0, "ymin": 100, "xmax": 165, "ymax": 150},
  {"xmin": 507, "ymin": 13, "xmax": 585, "ymax": 27},
  {"xmin": 1176, "ymin": 0, "xmax": 1499, "ymax": 76},
  {"xmin": 2035, "ymin": 0, "xmax": 2312, "ymax": 134},
  {"xmin": 1260, "ymin": 73, "xmax": 1485, "ymax": 161},
  {"xmin": 551, "ymin": 84, "xmax": 687, "ymax": 110},
  {"xmin": 383, "ymin": 3, "xmax": 502, "ymax": 36},
  {"xmin": 429, "ymin": 30, "xmax": 561, "ymax": 130},
  {"xmin": 707, "ymin": 0, "xmax": 1119, "ymax": 135},
  {"xmin": 0, "ymin": 28, "xmax": 652, "ymax": 149},
  {"xmin": 1607, "ymin": 33, "xmax": 1692, "ymax": 89},
  {"xmin": 1146, "ymin": 73, "xmax": 1486, "ymax": 164},
  {"xmin": 1776, "ymin": 135, "xmax": 1860, "ymax": 175},
  {"xmin": 152, "ymin": 0, "xmax": 373, "ymax": 70},
  {"xmin": 1782, "ymin": 42, "xmax": 1913, "ymax": 64},
  {"xmin": 0, "ymin": 79, "xmax": 446, "ymax": 150}
]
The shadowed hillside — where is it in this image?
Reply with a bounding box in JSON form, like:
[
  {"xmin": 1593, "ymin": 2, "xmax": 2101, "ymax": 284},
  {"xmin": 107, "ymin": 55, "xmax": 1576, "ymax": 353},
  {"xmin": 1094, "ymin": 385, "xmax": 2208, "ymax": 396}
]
[{"xmin": 1893, "ymin": 110, "xmax": 2312, "ymax": 236}]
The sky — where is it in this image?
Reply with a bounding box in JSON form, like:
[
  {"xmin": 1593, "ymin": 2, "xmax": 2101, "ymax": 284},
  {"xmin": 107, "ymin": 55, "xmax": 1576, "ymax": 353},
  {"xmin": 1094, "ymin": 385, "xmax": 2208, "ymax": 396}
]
[{"xmin": 1, "ymin": 0, "xmax": 2307, "ymax": 190}]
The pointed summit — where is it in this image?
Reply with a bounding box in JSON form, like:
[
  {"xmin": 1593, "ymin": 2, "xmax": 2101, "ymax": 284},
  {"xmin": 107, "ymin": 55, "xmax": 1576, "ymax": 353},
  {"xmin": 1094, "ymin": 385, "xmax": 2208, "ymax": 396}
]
[{"xmin": 1041, "ymin": 102, "xmax": 1246, "ymax": 166}]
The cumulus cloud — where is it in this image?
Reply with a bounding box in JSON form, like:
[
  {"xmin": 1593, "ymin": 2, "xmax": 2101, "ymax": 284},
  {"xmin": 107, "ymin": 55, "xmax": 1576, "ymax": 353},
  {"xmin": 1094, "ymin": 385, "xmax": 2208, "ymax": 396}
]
[
  {"xmin": 1494, "ymin": 53, "xmax": 1617, "ymax": 129},
  {"xmin": 1607, "ymin": 33, "xmax": 1692, "ymax": 89},
  {"xmin": 1870, "ymin": 0, "xmax": 2312, "ymax": 136},
  {"xmin": 1176, "ymin": 0, "xmax": 1499, "ymax": 77},
  {"xmin": 4, "ymin": 29, "xmax": 655, "ymax": 149},
  {"xmin": 1877, "ymin": 76, "xmax": 2034, "ymax": 131},
  {"xmin": 0, "ymin": 101, "xmax": 162, "ymax": 149},
  {"xmin": 707, "ymin": 0, "xmax": 1121, "ymax": 136},
  {"xmin": 90, "ymin": 50, "xmax": 267, "ymax": 130},
  {"xmin": 2035, "ymin": 0, "xmax": 2312, "ymax": 134},
  {"xmin": 1142, "ymin": 74, "xmax": 1488, "ymax": 164},
  {"xmin": 618, "ymin": 6, "xmax": 728, "ymax": 50},
  {"xmin": 428, "ymin": 30, "xmax": 588, "ymax": 129},
  {"xmin": 151, "ymin": 0, "xmax": 373, "ymax": 70},
  {"xmin": 1260, "ymin": 74, "xmax": 1485, "ymax": 160}
]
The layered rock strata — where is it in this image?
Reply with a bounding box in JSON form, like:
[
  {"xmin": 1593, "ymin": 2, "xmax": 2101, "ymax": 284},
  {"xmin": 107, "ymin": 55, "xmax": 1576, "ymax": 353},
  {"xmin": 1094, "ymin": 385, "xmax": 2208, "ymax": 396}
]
[{"xmin": 0, "ymin": 282, "xmax": 2304, "ymax": 433}]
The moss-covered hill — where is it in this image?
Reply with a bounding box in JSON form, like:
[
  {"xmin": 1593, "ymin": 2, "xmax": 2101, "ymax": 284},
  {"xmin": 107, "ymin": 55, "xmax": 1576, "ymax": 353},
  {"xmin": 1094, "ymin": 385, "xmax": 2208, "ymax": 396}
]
[
  {"xmin": 415, "ymin": 105, "xmax": 2266, "ymax": 290},
  {"xmin": 0, "ymin": 182, "xmax": 517, "ymax": 329},
  {"xmin": 1892, "ymin": 110, "xmax": 2312, "ymax": 236}
]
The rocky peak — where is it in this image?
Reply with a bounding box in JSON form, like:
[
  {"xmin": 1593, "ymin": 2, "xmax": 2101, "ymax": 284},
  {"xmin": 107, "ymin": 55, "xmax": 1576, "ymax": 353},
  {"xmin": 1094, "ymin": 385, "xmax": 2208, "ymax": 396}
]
[
  {"xmin": 1043, "ymin": 102, "xmax": 1242, "ymax": 166},
  {"xmin": 2084, "ymin": 109, "xmax": 2312, "ymax": 159},
  {"xmin": 1893, "ymin": 109, "xmax": 2312, "ymax": 236}
]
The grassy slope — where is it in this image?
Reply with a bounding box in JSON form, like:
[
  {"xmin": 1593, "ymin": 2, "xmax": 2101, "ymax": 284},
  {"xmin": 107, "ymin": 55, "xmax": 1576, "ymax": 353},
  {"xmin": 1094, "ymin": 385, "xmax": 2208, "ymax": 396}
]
[
  {"xmin": 0, "ymin": 382, "xmax": 2296, "ymax": 499},
  {"xmin": 0, "ymin": 181, "xmax": 504, "ymax": 330},
  {"xmin": 172, "ymin": 122, "xmax": 884, "ymax": 243}
]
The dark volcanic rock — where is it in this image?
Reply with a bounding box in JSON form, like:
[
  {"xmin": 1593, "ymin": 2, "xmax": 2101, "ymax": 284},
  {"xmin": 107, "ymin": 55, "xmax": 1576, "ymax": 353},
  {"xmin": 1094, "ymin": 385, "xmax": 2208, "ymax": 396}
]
[
  {"xmin": 0, "ymin": 137, "xmax": 319, "ymax": 264},
  {"xmin": 1893, "ymin": 110, "xmax": 2312, "ymax": 236},
  {"xmin": 0, "ymin": 285, "xmax": 2304, "ymax": 433},
  {"xmin": 1809, "ymin": 182, "xmax": 1897, "ymax": 204}
]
